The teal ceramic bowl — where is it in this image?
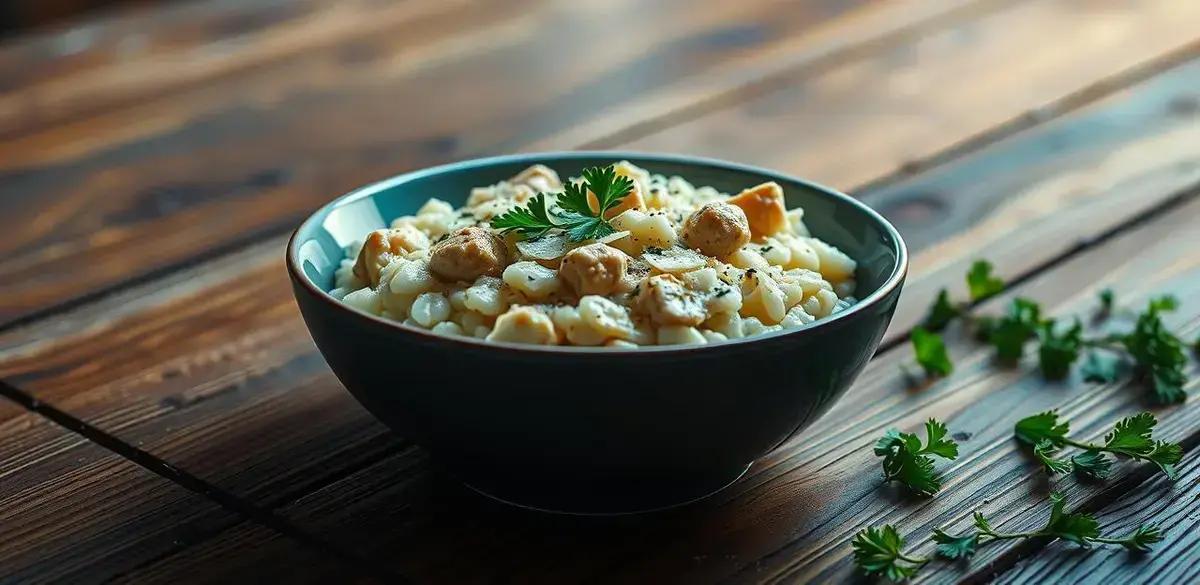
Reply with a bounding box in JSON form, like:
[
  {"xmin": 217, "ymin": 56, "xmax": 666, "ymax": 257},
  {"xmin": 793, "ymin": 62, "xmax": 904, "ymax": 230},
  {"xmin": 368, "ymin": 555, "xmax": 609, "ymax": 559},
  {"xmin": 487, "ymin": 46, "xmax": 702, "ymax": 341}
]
[{"xmin": 288, "ymin": 152, "xmax": 906, "ymax": 514}]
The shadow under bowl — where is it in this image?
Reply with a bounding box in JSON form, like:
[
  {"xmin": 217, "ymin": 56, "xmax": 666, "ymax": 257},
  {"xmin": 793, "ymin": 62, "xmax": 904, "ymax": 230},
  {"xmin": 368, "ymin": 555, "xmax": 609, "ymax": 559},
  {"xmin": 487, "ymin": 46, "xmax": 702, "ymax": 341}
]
[{"xmin": 287, "ymin": 152, "xmax": 907, "ymax": 514}]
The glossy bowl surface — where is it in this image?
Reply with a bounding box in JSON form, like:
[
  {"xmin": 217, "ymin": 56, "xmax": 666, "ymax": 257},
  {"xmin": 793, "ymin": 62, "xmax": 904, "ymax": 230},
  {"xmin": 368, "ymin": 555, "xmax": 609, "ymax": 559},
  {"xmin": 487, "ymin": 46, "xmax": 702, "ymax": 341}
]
[{"xmin": 288, "ymin": 152, "xmax": 906, "ymax": 513}]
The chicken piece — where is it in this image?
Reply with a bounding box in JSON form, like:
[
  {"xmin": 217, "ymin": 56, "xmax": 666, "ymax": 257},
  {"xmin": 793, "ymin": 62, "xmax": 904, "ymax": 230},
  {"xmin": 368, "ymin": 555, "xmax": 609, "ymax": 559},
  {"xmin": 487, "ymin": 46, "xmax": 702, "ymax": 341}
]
[
  {"xmin": 681, "ymin": 201, "xmax": 751, "ymax": 257},
  {"xmin": 635, "ymin": 274, "xmax": 707, "ymax": 326},
  {"xmin": 558, "ymin": 243, "xmax": 629, "ymax": 296},
  {"xmin": 353, "ymin": 225, "xmax": 431, "ymax": 287},
  {"xmin": 727, "ymin": 182, "xmax": 788, "ymax": 240},
  {"xmin": 428, "ymin": 226, "xmax": 509, "ymax": 283},
  {"xmin": 487, "ymin": 306, "xmax": 558, "ymax": 345},
  {"xmin": 510, "ymin": 164, "xmax": 563, "ymax": 193}
]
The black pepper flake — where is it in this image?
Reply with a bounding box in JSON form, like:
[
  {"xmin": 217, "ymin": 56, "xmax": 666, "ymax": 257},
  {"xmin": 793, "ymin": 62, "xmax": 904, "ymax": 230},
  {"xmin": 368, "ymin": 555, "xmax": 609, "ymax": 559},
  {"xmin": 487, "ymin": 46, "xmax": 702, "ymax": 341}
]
[
  {"xmin": 760, "ymin": 246, "xmax": 774, "ymax": 253},
  {"xmin": 645, "ymin": 246, "xmax": 664, "ymax": 255},
  {"xmin": 714, "ymin": 288, "xmax": 731, "ymax": 298}
]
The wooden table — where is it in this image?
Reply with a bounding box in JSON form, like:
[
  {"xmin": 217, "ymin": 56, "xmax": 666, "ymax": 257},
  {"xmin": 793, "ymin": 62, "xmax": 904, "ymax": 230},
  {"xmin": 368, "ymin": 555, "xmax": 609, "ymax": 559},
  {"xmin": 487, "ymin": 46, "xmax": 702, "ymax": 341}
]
[{"xmin": 2, "ymin": 1, "xmax": 1199, "ymax": 583}]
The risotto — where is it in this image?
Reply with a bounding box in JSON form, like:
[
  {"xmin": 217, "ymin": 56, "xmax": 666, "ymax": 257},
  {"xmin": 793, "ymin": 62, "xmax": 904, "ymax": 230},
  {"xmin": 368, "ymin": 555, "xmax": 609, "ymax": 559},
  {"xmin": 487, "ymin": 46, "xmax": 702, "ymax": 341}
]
[{"xmin": 332, "ymin": 161, "xmax": 858, "ymax": 347}]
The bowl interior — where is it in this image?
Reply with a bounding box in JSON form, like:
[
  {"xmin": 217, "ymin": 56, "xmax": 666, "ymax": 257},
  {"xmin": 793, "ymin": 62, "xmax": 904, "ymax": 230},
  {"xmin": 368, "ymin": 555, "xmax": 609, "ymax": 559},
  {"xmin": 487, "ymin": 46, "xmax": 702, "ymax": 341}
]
[{"xmin": 293, "ymin": 152, "xmax": 903, "ymax": 318}]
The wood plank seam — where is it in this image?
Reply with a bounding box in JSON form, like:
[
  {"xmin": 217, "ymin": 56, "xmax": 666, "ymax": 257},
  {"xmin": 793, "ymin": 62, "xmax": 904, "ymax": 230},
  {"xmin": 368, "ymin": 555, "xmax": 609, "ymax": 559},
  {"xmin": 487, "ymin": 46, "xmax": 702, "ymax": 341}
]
[{"xmin": 0, "ymin": 379, "xmax": 409, "ymax": 584}]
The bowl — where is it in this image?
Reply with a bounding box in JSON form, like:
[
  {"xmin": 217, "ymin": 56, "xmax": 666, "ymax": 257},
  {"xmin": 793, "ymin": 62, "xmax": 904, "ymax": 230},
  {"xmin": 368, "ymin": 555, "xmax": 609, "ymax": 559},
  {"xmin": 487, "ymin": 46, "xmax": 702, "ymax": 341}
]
[{"xmin": 287, "ymin": 152, "xmax": 907, "ymax": 514}]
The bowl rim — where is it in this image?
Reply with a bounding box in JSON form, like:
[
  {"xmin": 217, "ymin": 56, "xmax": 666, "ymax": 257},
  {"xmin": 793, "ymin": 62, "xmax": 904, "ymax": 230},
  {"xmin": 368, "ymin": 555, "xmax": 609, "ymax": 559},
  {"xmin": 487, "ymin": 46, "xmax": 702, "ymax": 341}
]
[{"xmin": 287, "ymin": 151, "xmax": 908, "ymax": 355}]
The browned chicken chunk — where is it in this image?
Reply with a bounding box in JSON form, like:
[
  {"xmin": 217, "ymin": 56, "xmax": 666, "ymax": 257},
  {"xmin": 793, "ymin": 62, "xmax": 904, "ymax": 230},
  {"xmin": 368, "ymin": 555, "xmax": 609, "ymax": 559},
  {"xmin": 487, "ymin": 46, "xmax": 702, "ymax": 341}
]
[
  {"xmin": 353, "ymin": 225, "xmax": 430, "ymax": 287},
  {"xmin": 559, "ymin": 243, "xmax": 629, "ymax": 296},
  {"xmin": 428, "ymin": 226, "xmax": 510, "ymax": 282},
  {"xmin": 635, "ymin": 274, "xmax": 707, "ymax": 326},
  {"xmin": 727, "ymin": 181, "xmax": 788, "ymax": 240},
  {"xmin": 681, "ymin": 201, "xmax": 751, "ymax": 257}
]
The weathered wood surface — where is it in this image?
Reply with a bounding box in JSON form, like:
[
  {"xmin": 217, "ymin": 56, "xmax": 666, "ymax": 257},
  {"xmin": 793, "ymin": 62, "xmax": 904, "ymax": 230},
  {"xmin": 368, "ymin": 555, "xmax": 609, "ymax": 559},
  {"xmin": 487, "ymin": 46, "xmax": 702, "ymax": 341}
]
[
  {"xmin": 0, "ymin": 389, "xmax": 239, "ymax": 584},
  {"xmin": 2, "ymin": 0, "xmax": 1200, "ymax": 583},
  {"xmin": 0, "ymin": 0, "xmax": 982, "ymax": 324},
  {"xmin": 4, "ymin": 0, "xmax": 1199, "ymax": 326}
]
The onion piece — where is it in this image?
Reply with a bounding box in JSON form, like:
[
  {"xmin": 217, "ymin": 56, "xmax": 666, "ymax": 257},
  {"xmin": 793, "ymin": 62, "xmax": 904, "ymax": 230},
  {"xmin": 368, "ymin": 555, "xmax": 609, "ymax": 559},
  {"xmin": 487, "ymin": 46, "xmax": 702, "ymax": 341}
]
[{"xmin": 643, "ymin": 246, "xmax": 708, "ymax": 274}]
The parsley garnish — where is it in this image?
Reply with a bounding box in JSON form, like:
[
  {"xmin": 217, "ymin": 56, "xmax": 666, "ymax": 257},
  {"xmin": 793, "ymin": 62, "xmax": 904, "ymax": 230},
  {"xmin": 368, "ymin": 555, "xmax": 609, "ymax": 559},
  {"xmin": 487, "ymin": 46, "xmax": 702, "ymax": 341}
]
[
  {"xmin": 855, "ymin": 494, "xmax": 1163, "ymax": 581},
  {"xmin": 851, "ymin": 525, "xmax": 928, "ymax": 581},
  {"xmin": 874, "ymin": 419, "xmax": 959, "ymax": 496},
  {"xmin": 966, "ymin": 260, "xmax": 1005, "ymax": 301},
  {"xmin": 911, "ymin": 327, "xmax": 952, "ymax": 377},
  {"xmin": 911, "ymin": 262, "xmax": 1192, "ymax": 403},
  {"xmin": 1015, "ymin": 411, "xmax": 1183, "ymax": 480},
  {"xmin": 930, "ymin": 493, "xmax": 1161, "ymax": 556},
  {"xmin": 490, "ymin": 165, "xmax": 634, "ymax": 241}
]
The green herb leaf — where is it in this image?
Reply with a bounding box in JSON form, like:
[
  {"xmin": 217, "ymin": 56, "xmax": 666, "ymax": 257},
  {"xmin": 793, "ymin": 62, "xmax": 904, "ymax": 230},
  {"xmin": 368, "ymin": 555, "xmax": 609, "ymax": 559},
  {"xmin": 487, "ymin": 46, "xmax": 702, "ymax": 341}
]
[
  {"xmin": 1037, "ymin": 318, "xmax": 1083, "ymax": 379},
  {"xmin": 491, "ymin": 165, "xmax": 633, "ymax": 242},
  {"xmin": 1043, "ymin": 492, "xmax": 1101, "ymax": 545},
  {"xmin": 1101, "ymin": 413, "xmax": 1183, "ymax": 479},
  {"xmin": 966, "ymin": 260, "xmax": 1005, "ymax": 301},
  {"xmin": 1098, "ymin": 288, "xmax": 1115, "ymax": 315},
  {"xmin": 1148, "ymin": 295, "xmax": 1179, "ymax": 313},
  {"xmin": 851, "ymin": 525, "xmax": 927, "ymax": 582},
  {"xmin": 1015, "ymin": 411, "xmax": 1069, "ymax": 447},
  {"xmin": 911, "ymin": 327, "xmax": 953, "ymax": 377},
  {"xmin": 923, "ymin": 289, "xmax": 961, "ymax": 331},
  {"xmin": 1080, "ymin": 352, "xmax": 1122, "ymax": 383},
  {"xmin": 989, "ymin": 298, "xmax": 1043, "ymax": 361},
  {"xmin": 932, "ymin": 528, "xmax": 978, "ymax": 560},
  {"xmin": 1103, "ymin": 412, "xmax": 1156, "ymax": 453},
  {"xmin": 874, "ymin": 420, "xmax": 959, "ymax": 496},
  {"xmin": 1033, "ymin": 440, "xmax": 1074, "ymax": 475},
  {"xmin": 1070, "ymin": 451, "xmax": 1113, "ymax": 480},
  {"xmin": 490, "ymin": 192, "xmax": 557, "ymax": 239},
  {"xmin": 923, "ymin": 419, "xmax": 960, "ymax": 459},
  {"xmin": 1111, "ymin": 524, "xmax": 1164, "ymax": 553}
]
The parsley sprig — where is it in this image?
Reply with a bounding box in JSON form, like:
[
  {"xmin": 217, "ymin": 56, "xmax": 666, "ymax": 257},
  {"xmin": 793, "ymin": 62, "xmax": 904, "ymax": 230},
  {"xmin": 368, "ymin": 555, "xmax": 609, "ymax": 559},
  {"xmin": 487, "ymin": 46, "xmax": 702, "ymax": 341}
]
[
  {"xmin": 911, "ymin": 261, "xmax": 1193, "ymax": 404},
  {"xmin": 491, "ymin": 165, "xmax": 634, "ymax": 241},
  {"xmin": 854, "ymin": 493, "xmax": 1163, "ymax": 581},
  {"xmin": 874, "ymin": 419, "xmax": 960, "ymax": 496},
  {"xmin": 1015, "ymin": 411, "xmax": 1183, "ymax": 480}
]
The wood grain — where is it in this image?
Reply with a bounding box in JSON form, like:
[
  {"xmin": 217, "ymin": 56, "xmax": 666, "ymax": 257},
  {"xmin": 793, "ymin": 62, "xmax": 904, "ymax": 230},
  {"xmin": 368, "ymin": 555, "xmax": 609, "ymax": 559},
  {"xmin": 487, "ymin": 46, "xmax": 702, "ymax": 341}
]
[
  {"xmin": 0, "ymin": 393, "xmax": 239, "ymax": 584},
  {"xmin": 107, "ymin": 521, "xmax": 379, "ymax": 585},
  {"xmin": 2, "ymin": 46, "xmax": 1200, "ymax": 585},
  {"xmin": 5, "ymin": 0, "xmax": 1194, "ymax": 325},
  {"xmin": 1, "ymin": 0, "xmax": 984, "ymax": 324},
  {"xmin": 624, "ymin": 0, "xmax": 1200, "ymax": 190},
  {"xmin": 991, "ymin": 448, "xmax": 1200, "ymax": 585}
]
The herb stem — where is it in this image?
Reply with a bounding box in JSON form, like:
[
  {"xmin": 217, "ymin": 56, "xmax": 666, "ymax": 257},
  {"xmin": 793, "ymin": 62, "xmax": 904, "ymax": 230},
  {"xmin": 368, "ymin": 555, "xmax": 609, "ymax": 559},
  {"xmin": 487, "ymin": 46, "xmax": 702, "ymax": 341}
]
[{"xmin": 898, "ymin": 553, "xmax": 930, "ymax": 565}]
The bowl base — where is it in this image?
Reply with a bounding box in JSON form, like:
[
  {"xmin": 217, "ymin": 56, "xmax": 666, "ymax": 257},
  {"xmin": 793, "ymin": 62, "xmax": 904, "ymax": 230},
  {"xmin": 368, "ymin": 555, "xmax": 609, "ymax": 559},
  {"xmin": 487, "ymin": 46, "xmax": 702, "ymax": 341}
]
[{"xmin": 460, "ymin": 462, "xmax": 752, "ymax": 516}]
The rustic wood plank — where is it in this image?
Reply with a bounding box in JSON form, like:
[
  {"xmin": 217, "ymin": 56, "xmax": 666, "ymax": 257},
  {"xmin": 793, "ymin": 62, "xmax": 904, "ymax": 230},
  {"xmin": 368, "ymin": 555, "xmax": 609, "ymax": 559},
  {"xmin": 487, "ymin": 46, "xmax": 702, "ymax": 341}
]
[
  {"xmin": 1, "ymin": 0, "xmax": 983, "ymax": 324},
  {"xmin": 107, "ymin": 521, "xmax": 380, "ymax": 585},
  {"xmin": 2, "ymin": 46, "xmax": 1200, "ymax": 585},
  {"xmin": 0, "ymin": 393, "xmax": 240, "ymax": 584},
  {"xmin": 991, "ymin": 448, "xmax": 1200, "ymax": 585},
  {"xmin": 623, "ymin": 0, "xmax": 1200, "ymax": 190},
  {"xmin": 8, "ymin": 0, "xmax": 1195, "ymax": 326}
]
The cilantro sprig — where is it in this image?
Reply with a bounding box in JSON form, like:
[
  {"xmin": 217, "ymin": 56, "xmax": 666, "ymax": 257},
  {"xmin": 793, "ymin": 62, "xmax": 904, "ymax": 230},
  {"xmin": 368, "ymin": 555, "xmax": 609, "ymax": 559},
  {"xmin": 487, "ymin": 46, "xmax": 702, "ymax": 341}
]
[
  {"xmin": 854, "ymin": 493, "xmax": 1163, "ymax": 581},
  {"xmin": 491, "ymin": 165, "xmax": 634, "ymax": 242},
  {"xmin": 852, "ymin": 525, "xmax": 929, "ymax": 581},
  {"xmin": 1015, "ymin": 411, "xmax": 1183, "ymax": 480},
  {"xmin": 874, "ymin": 419, "xmax": 960, "ymax": 496},
  {"xmin": 911, "ymin": 262, "xmax": 1193, "ymax": 404}
]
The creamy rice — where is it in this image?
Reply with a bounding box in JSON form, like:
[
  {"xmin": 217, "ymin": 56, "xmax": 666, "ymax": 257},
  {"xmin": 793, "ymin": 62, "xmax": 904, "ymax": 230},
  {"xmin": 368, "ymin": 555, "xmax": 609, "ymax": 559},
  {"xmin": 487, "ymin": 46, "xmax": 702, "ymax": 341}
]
[{"xmin": 332, "ymin": 161, "xmax": 857, "ymax": 347}]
